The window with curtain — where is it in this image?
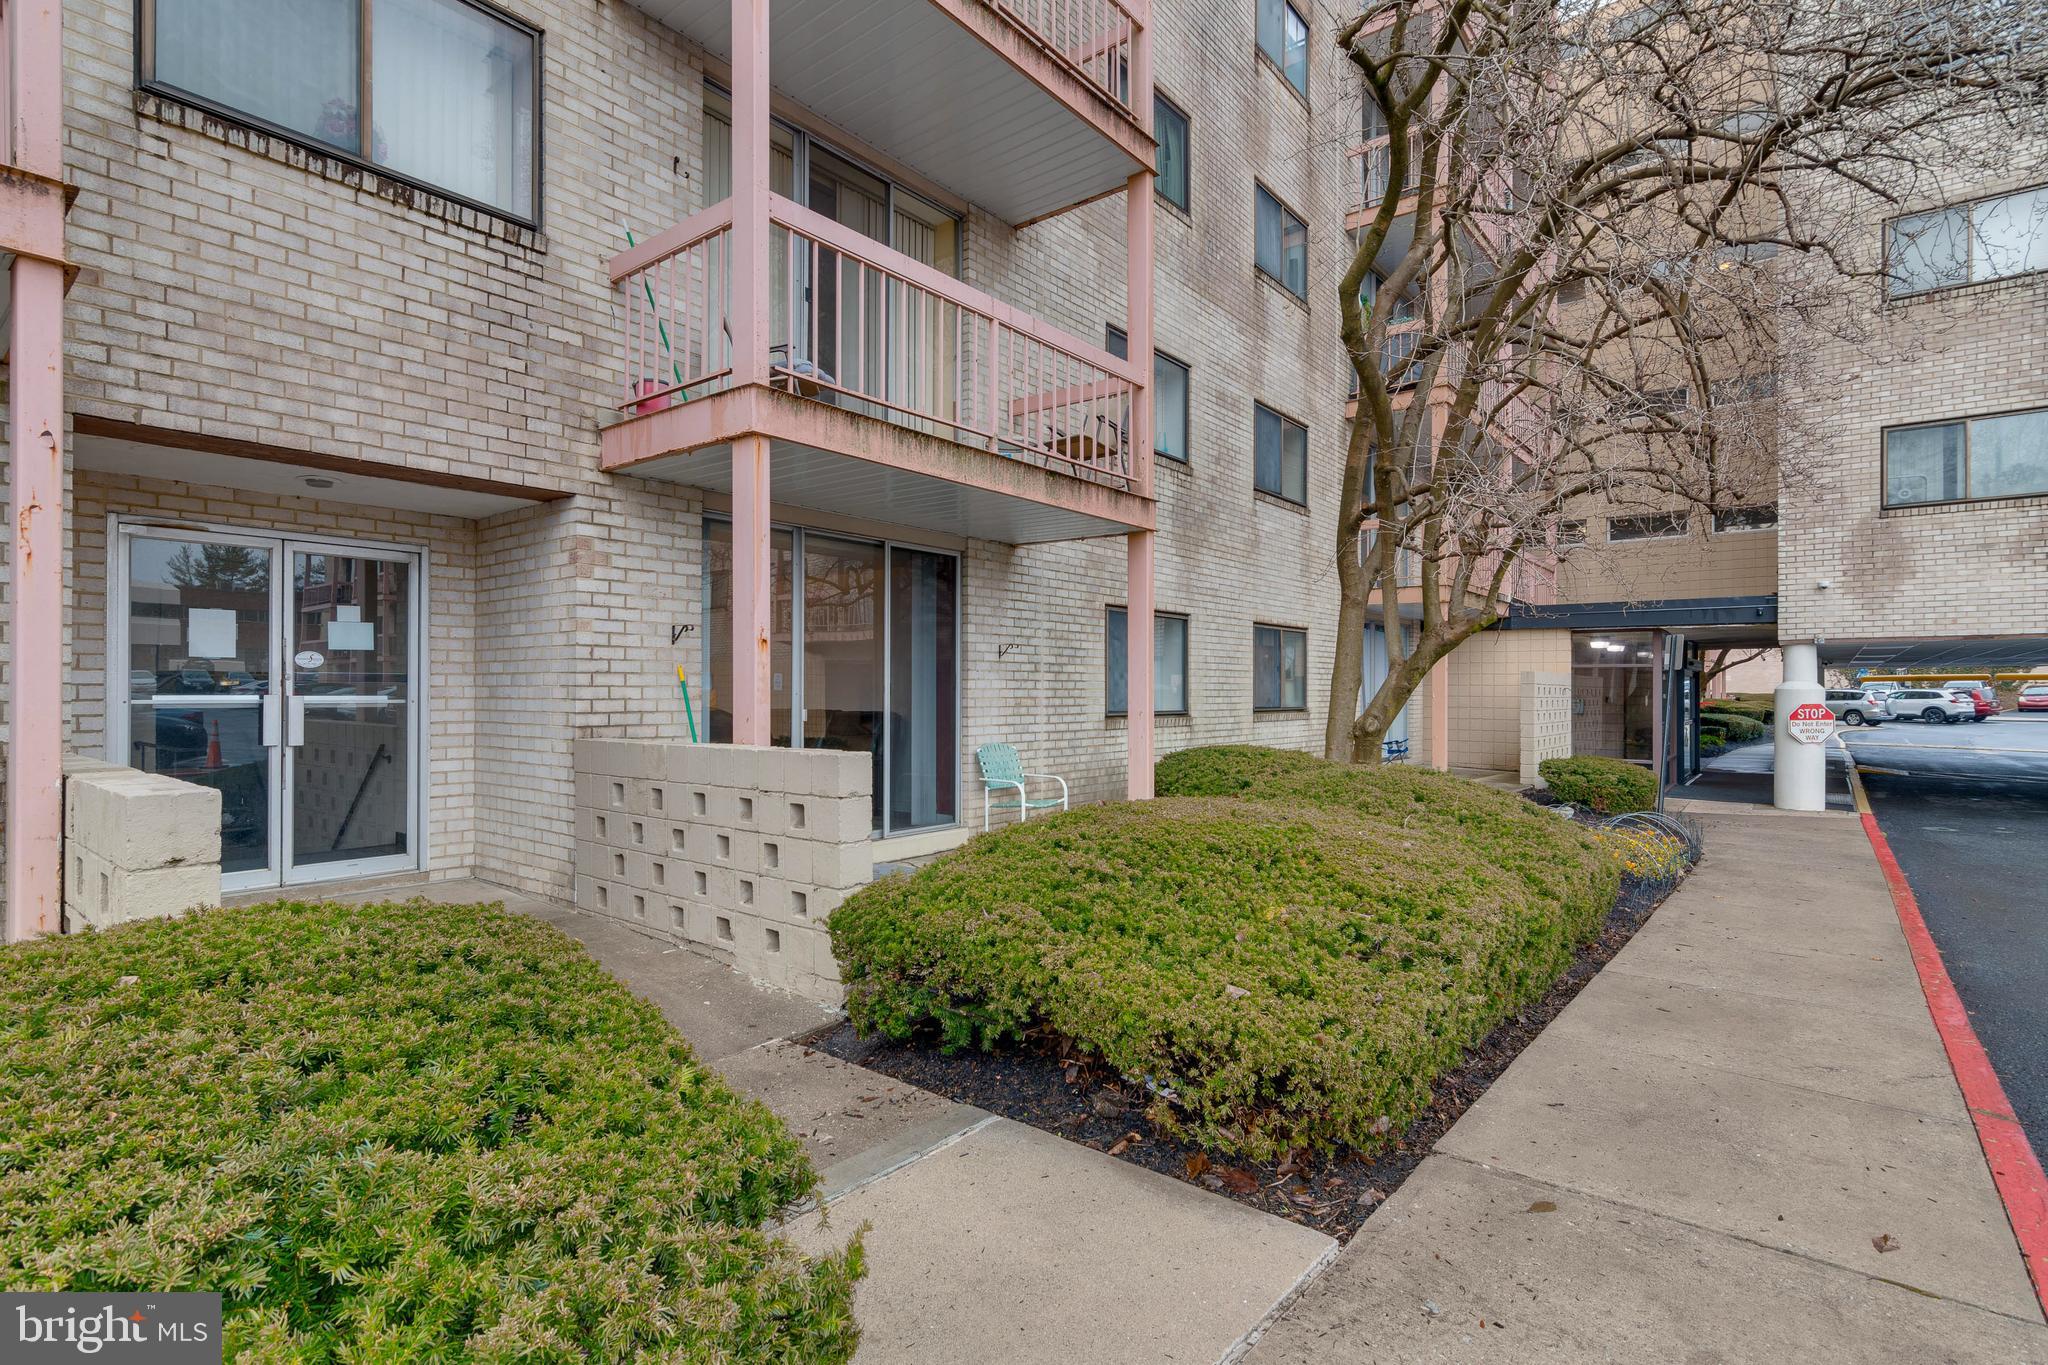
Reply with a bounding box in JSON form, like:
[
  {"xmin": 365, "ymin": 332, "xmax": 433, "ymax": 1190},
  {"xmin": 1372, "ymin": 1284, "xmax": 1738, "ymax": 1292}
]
[
  {"xmin": 1156, "ymin": 96, "xmax": 1190, "ymax": 211},
  {"xmin": 1255, "ymin": 184, "xmax": 1308, "ymax": 298},
  {"xmin": 1253, "ymin": 625, "xmax": 1307, "ymax": 710},
  {"xmin": 1254, "ymin": 402, "xmax": 1308, "ymax": 503},
  {"xmin": 1886, "ymin": 184, "xmax": 2048, "ymax": 297},
  {"xmin": 1884, "ymin": 408, "xmax": 2048, "ymax": 506},
  {"xmin": 1256, "ymin": 0, "xmax": 1310, "ymax": 98},
  {"xmin": 147, "ymin": 0, "xmax": 538, "ymax": 221},
  {"xmin": 1106, "ymin": 609, "xmax": 1190, "ymax": 715},
  {"xmin": 1107, "ymin": 327, "xmax": 1192, "ymax": 462}
]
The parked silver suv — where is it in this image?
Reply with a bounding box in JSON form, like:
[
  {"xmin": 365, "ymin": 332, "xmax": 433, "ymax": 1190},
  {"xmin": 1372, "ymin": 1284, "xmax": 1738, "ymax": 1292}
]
[
  {"xmin": 1823, "ymin": 688, "xmax": 1889, "ymax": 726},
  {"xmin": 1886, "ymin": 687, "xmax": 1974, "ymax": 724}
]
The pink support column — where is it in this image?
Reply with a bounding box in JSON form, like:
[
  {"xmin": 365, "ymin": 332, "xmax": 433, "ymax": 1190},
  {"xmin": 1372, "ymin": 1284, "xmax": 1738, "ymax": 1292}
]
[
  {"xmin": 1122, "ymin": 17, "xmax": 1156, "ymax": 800},
  {"xmin": 731, "ymin": 434, "xmax": 774, "ymax": 746},
  {"xmin": 1428, "ymin": 660, "xmax": 1451, "ymax": 771},
  {"xmin": 6, "ymin": 0, "xmax": 69, "ymax": 940},
  {"xmin": 1125, "ymin": 529, "xmax": 1155, "ymax": 799},
  {"xmin": 728, "ymin": 0, "xmax": 771, "ymax": 389},
  {"xmin": 725, "ymin": 0, "xmax": 773, "ymax": 746}
]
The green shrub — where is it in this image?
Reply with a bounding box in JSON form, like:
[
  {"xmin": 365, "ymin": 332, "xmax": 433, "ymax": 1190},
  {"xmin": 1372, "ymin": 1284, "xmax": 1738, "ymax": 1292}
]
[
  {"xmin": 1711, "ymin": 713, "xmax": 1766, "ymax": 741},
  {"xmin": 1703, "ymin": 694, "xmax": 1773, "ymax": 726},
  {"xmin": 0, "ymin": 901, "xmax": 861, "ymax": 1362},
  {"xmin": 1699, "ymin": 734, "xmax": 1727, "ymax": 755},
  {"xmin": 1537, "ymin": 755, "xmax": 1659, "ymax": 813},
  {"xmin": 833, "ymin": 749, "xmax": 1616, "ymax": 1159}
]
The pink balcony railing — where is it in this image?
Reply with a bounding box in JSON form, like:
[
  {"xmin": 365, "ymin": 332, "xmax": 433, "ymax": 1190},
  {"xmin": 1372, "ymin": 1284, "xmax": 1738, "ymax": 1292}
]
[
  {"xmin": 1350, "ymin": 136, "xmax": 1422, "ymax": 214},
  {"xmin": 618, "ymin": 202, "xmax": 736, "ymax": 413},
  {"xmin": 614, "ymin": 196, "xmax": 1145, "ymax": 492},
  {"xmin": 993, "ymin": 0, "xmax": 1141, "ymax": 113}
]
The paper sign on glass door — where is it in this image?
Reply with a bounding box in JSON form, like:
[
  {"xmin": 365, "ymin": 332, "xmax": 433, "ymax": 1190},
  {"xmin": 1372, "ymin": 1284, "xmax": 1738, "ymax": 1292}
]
[
  {"xmin": 187, "ymin": 607, "xmax": 238, "ymax": 658},
  {"xmin": 327, "ymin": 604, "xmax": 375, "ymax": 652}
]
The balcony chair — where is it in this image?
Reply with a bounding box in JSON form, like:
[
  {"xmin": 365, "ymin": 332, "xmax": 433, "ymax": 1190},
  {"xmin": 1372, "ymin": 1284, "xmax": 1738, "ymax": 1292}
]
[{"xmin": 975, "ymin": 742, "xmax": 1069, "ymax": 831}]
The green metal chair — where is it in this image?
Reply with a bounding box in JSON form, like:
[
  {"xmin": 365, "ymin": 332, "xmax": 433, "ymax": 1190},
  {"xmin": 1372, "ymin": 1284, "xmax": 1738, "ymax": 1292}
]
[{"xmin": 976, "ymin": 742, "xmax": 1069, "ymax": 831}]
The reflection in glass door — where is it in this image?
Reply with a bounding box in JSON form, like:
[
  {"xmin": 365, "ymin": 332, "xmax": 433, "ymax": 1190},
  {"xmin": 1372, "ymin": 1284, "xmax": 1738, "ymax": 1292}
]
[
  {"xmin": 113, "ymin": 523, "xmax": 423, "ymax": 891},
  {"xmin": 285, "ymin": 548, "xmax": 417, "ymax": 879},
  {"xmin": 705, "ymin": 521, "xmax": 959, "ymax": 836},
  {"xmin": 121, "ymin": 530, "xmax": 281, "ymax": 885}
]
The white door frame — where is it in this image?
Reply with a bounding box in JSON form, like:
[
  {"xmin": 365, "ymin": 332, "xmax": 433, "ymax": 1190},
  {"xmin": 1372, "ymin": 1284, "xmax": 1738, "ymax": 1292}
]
[{"xmin": 107, "ymin": 516, "xmax": 429, "ymax": 892}]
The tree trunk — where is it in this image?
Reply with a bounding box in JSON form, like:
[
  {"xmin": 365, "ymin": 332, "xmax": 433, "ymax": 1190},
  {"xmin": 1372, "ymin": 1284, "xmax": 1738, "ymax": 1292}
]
[{"xmin": 1324, "ymin": 532, "xmax": 1371, "ymax": 764}]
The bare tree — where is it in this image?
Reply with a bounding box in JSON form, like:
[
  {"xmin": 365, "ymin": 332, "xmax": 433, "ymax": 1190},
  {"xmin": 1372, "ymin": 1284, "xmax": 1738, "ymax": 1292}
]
[{"xmin": 1326, "ymin": 0, "xmax": 2048, "ymax": 763}]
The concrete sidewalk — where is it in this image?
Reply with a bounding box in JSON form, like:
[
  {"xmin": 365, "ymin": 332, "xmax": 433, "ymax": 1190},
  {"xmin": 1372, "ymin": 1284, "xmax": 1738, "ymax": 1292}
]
[
  {"xmin": 1245, "ymin": 807, "xmax": 2048, "ymax": 1363},
  {"xmin": 351, "ymin": 876, "xmax": 1335, "ymax": 1364}
]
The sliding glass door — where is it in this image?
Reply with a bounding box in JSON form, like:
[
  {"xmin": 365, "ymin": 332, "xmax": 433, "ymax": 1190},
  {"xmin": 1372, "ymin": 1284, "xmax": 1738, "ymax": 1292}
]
[{"xmin": 704, "ymin": 521, "xmax": 959, "ymax": 836}]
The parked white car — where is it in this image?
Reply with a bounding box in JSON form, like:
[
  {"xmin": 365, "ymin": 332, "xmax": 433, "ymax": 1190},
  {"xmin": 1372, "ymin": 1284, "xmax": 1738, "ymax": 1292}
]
[
  {"xmin": 1823, "ymin": 688, "xmax": 1889, "ymax": 726},
  {"xmin": 1886, "ymin": 687, "xmax": 1974, "ymax": 724}
]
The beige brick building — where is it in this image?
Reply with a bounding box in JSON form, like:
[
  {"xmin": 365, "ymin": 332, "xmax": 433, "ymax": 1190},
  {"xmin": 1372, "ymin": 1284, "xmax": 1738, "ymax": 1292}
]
[{"xmin": 2, "ymin": 0, "xmax": 1377, "ymax": 963}]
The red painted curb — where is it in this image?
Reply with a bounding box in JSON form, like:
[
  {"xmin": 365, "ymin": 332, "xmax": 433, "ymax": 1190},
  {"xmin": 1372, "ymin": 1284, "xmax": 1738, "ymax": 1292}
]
[{"xmin": 1860, "ymin": 810, "xmax": 2048, "ymax": 1315}]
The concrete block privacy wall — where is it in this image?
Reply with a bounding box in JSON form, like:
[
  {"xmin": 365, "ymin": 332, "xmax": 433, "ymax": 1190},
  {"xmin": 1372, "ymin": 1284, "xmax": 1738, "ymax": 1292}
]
[
  {"xmin": 573, "ymin": 740, "xmax": 874, "ymax": 1005},
  {"xmin": 1520, "ymin": 672, "xmax": 1574, "ymax": 787},
  {"xmin": 62, "ymin": 754, "xmax": 222, "ymax": 932}
]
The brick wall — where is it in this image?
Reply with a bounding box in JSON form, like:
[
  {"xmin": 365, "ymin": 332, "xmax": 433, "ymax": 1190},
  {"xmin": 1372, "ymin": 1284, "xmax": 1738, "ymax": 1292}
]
[
  {"xmin": 16, "ymin": 0, "xmax": 1372, "ymax": 906},
  {"xmin": 1444, "ymin": 629, "xmax": 1572, "ymax": 773},
  {"xmin": 1778, "ymin": 163, "xmax": 2048, "ymax": 644}
]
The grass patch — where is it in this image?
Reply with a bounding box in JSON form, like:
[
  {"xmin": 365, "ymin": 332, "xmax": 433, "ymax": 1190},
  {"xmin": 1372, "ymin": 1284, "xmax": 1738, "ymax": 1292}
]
[
  {"xmin": 831, "ymin": 748, "xmax": 1616, "ymax": 1159},
  {"xmin": 0, "ymin": 900, "xmax": 860, "ymax": 1363},
  {"xmin": 1538, "ymin": 755, "xmax": 1659, "ymax": 813}
]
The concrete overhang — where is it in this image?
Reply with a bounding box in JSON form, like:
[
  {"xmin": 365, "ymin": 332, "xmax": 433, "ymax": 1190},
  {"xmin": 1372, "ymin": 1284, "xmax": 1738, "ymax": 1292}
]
[
  {"xmin": 604, "ymin": 383, "xmax": 1153, "ymax": 544},
  {"xmin": 74, "ymin": 417, "xmax": 569, "ymax": 519},
  {"xmin": 628, "ymin": 0, "xmax": 1150, "ymax": 225}
]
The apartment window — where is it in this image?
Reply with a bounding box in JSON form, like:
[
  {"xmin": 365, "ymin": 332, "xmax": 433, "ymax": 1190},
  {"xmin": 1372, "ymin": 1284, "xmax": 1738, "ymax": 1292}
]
[
  {"xmin": 1156, "ymin": 96, "xmax": 1191, "ymax": 211},
  {"xmin": 706, "ymin": 91, "xmax": 962, "ymax": 275},
  {"xmin": 1106, "ymin": 609, "xmax": 1191, "ymax": 715},
  {"xmin": 1106, "ymin": 327, "xmax": 1193, "ymax": 462},
  {"xmin": 1253, "ymin": 625, "xmax": 1308, "ymax": 710},
  {"xmin": 1884, "ymin": 407, "xmax": 2048, "ymax": 507},
  {"xmin": 1886, "ymin": 184, "xmax": 2048, "ymax": 297},
  {"xmin": 143, "ymin": 0, "xmax": 539, "ymax": 221},
  {"xmin": 1256, "ymin": 0, "xmax": 1310, "ymax": 98},
  {"xmin": 1254, "ymin": 403, "xmax": 1308, "ymax": 503},
  {"xmin": 1712, "ymin": 506, "xmax": 1778, "ymax": 532},
  {"xmin": 1554, "ymin": 518, "xmax": 1589, "ymax": 546},
  {"xmin": 1607, "ymin": 512, "xmax": 1689, "ymax": 541},
  {"xmin": 1255, "ymin": 184, "xmax": 1308, "ymax": 298}
]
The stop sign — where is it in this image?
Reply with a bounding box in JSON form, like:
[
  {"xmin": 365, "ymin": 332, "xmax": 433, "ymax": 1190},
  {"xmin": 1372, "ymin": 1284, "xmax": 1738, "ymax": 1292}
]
[{"xmin": 1786, "ymin": 701, "xmax": 1834, "ymax": 745}]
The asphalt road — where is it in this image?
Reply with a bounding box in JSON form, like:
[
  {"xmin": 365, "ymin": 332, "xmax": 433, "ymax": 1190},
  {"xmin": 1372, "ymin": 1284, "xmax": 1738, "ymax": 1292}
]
[{"xmin": 1847, "ymin": 714, "xmax": 2048, "ymax": 1161}]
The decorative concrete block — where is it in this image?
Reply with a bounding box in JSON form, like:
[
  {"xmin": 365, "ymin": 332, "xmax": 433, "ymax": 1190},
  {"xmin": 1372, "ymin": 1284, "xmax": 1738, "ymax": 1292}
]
[
  {"xmin": 65, "ymin": 769, "xmax": 222, "ymax": 871},
  {"xmin": 65, "ymin": 846, "xmax": 219, "ymax": 932}
]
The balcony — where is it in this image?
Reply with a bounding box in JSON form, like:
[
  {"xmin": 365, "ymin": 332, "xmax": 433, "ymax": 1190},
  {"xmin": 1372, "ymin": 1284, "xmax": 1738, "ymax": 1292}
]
[
  {"xmin": 602, "ymin": 194, "xmax": 1153, "ymax": 542},
  {"xmin": 622, "ymin": 0, "xmax": 1152, "ymax": 225}
]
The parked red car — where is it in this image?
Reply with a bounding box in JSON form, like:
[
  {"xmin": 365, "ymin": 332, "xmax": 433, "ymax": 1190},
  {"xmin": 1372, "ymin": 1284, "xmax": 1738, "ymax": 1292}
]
[
  {"xmin": 1942, "ymin": 682, "xmax": 2000, "ymax": 721},
  {"xmin": 2018, "ymin": 683, "xmax": 2048, "ymax": 712}
]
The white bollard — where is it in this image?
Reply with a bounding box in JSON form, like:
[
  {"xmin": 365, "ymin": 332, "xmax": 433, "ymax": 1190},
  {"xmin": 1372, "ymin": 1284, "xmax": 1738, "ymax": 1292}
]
[{"xmin": 1773, "ymin": 682, "xmax": 1829, "ymax": 811}]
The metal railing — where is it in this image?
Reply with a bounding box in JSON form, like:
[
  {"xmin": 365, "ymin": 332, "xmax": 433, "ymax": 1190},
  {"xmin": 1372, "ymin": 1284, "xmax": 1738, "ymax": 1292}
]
[
  {"xmin": 1350, "ymin": 136, "xmax": 1421, "ymax": 213},
  {"xmin": 992, "ymin": 0, "xmax": 1141, "ymax": 113},
  {"xmin": 615, "ymin": 201, "xmax": 735, "ymax": 414},
  {"xmin": 613, "ymin": 196, "xmax": 1145, "ymax": 493}
]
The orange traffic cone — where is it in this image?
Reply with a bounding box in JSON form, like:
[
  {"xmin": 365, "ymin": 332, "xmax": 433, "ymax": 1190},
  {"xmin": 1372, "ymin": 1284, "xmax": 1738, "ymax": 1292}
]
[{"xmin": 207, "ymin": 716, "xmax": 223, "ymax": 769}]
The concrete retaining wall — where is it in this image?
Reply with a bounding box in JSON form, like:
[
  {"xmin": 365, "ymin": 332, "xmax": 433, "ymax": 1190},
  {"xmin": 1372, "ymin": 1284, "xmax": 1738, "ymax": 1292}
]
[
  {"xmin": 1520, "ymin": 671, "xmax": 1575, "ymax": 787},
  {"xmin": 573, "ymin": 740, "xmax": 874, "ymax": 1005},
  {"xmin": 62, "ymin": 755, "xmax": 223, "ymax": 932}
]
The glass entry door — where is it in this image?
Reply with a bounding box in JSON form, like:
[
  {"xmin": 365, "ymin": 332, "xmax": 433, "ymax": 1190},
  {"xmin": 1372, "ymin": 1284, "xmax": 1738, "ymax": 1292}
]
[
  {"xmin": 120, "ymin": 528, "xmax": 283, "ymax": 886},
  {"xmin": 283, "ymin": 547, "xmax": 417, "ymax": 880},
  {"xmin": 114, "ymin": 524, "xmax": 422, "ymax": 891}
]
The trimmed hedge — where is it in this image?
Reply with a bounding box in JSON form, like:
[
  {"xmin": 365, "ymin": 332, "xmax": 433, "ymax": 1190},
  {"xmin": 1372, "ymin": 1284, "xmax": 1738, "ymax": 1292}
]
[
  {"xmin": 1714, "ymin": 713, "xmax": 1767, "ymax": 741},
  {"xmin": 0, "ymin": 901, "xmax": 861, "ymax": 1362},
  {"xmin": 1703, "ymin": 693, "xmax": 1773, "ymax": 726},
  {"xmin": 832, "ymin": 748, "xmax": 1616, "ymax": 1159},
  {"xmin": 1538, "ymin": 755, "xmax": 1659, "ymax": 813}
]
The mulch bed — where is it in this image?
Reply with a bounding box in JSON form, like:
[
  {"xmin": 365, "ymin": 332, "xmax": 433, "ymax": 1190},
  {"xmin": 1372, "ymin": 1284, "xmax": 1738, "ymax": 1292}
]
[{"xmin": 803, "ymin": 863, "xmax": 1685, "ymax": 1243}]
